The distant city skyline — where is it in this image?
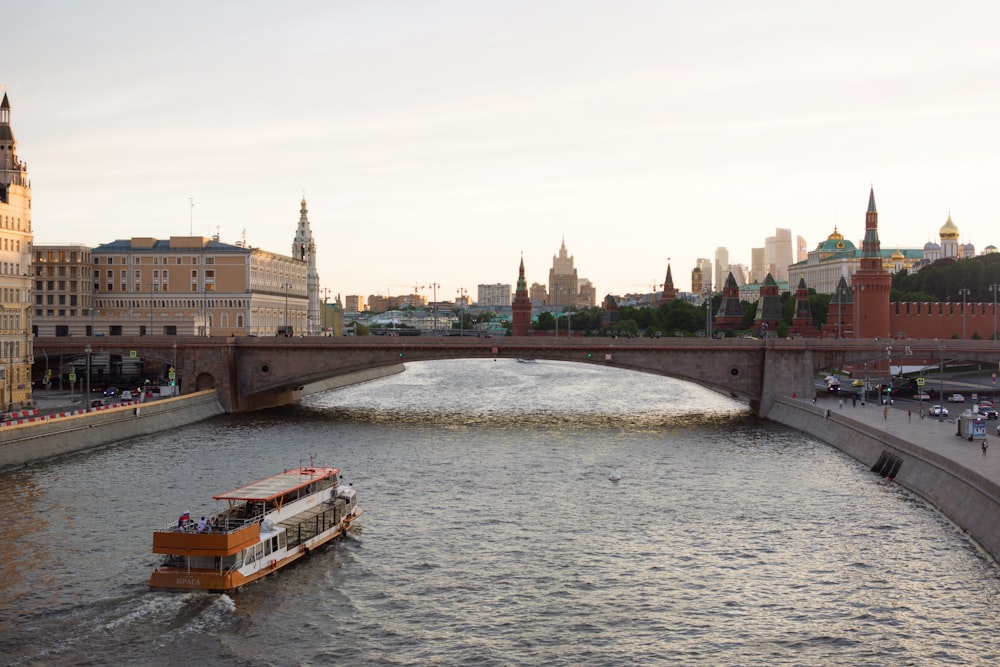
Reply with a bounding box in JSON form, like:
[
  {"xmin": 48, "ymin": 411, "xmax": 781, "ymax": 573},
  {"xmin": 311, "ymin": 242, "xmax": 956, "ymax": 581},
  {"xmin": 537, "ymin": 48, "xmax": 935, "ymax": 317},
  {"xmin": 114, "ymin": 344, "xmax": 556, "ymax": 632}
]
[{"xmin": 9, "ymin": 1, "xmax": 1000, "ymax": 300}]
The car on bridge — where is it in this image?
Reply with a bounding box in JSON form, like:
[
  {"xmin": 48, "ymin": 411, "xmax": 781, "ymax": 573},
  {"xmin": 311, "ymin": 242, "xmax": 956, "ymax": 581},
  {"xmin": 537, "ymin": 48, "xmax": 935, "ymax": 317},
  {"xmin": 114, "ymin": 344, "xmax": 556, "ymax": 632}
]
[
  {"xmin": 978, "ymin": 406, "xmax": 999, "ymax": 420},
  {"xmin": 947, "ymin": 393, "xmax": 966, "ymax": 403},
  {"xmin": 929, "ymin": 405, "xmax": 949, "ymax": 417}
]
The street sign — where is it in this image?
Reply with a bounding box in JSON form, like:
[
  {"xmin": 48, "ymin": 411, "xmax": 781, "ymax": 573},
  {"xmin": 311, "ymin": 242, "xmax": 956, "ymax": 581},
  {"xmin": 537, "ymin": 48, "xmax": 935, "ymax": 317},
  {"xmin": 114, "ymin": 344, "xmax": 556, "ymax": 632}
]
[
  {"xmin": 129, "ymin": 350, "xmax": 137, "ymax": 358},
  {"xmin": 69, "ymin": 372, "xmax": 76, "ymax": 382},
  {"xmin": 915, "ymin": 377, "xmax": 925, "ymax": 386}
]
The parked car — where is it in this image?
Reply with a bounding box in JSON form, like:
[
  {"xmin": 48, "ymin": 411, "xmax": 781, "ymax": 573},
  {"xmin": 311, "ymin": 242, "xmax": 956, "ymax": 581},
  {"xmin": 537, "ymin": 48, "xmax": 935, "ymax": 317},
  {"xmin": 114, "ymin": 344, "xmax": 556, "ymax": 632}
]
[
  {"xmin": 947, "ymin": 393, "xmax": 966, "ymax": 403},
  {"xmin": 929, "ymin": 405, "xmax": 949, "ymax": 417},
  {"xmin": 89, "ymin": 398, "xmax": 106, "ymax": 408},
  {"xmin": 915, "ymin": 392, "xmax": 932, "ymax": 401},
  {"xmin": 120, "ymin": 390, "xmax": 133, "ymax": 401},
  {"xmin": 978, "ymin": 406, "xmax": 998, "ymax": 420},
  {"xmin": 851, "ymin": 379, "xmax": 865, "ymax": 387}
]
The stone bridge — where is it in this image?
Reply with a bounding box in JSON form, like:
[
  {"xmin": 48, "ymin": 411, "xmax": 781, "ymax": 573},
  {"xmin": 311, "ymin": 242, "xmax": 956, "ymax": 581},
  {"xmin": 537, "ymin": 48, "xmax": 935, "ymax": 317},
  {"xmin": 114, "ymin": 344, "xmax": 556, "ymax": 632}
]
[{"xmin": 33, "ymin": 336, "xmax": 1000, "ymax": 416}]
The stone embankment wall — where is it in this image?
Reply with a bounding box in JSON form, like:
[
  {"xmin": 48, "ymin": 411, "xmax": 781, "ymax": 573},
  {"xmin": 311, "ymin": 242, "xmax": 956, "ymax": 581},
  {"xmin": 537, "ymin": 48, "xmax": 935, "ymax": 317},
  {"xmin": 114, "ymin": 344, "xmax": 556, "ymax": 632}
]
[
  {"xmin": 0, "ymin": 391, "xmax": 225, "ymax": 470},
  {"xmin": 768, "ymin": 396, "xmax": 1000, "ymax": 562}
]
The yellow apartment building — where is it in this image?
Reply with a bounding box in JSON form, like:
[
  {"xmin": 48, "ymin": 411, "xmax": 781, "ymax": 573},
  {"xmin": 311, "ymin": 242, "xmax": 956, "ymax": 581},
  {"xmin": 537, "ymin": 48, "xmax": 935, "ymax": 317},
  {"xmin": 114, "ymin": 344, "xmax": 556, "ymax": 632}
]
[{"xmin": 87, "ymin": 236, "xmax": 308, "ymax": 337}]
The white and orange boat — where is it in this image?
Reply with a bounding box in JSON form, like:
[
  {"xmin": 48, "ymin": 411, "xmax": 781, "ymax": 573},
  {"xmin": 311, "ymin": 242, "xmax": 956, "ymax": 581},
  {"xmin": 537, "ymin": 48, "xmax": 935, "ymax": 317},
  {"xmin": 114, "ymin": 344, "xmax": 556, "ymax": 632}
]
[{"xmin": 149, "ymin": 465, "xmax": 360, "ymax": 592}]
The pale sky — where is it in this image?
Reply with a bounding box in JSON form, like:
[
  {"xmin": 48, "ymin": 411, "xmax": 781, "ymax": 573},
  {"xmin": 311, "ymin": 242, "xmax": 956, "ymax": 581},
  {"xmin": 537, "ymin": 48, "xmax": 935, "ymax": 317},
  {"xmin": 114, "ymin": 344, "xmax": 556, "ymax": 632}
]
[{"xmin": 7, "ymin": 1, "xmax": 1000, "ymax": 302}]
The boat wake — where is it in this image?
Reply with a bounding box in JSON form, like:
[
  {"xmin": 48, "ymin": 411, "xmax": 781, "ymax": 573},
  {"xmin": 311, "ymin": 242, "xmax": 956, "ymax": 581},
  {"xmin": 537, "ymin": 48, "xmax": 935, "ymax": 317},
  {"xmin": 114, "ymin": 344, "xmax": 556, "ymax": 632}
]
[{"xmin": 3, "ymin": 592, "xmax": 241, "ymax": 666}]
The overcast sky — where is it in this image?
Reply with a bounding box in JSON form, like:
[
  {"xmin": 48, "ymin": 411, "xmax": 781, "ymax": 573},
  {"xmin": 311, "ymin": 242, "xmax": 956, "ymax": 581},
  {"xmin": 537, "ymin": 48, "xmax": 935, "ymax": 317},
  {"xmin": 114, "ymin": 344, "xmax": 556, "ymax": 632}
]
[{"xmin": 6, "ymin": 1, "xmax": 1000, "ymax": 302}]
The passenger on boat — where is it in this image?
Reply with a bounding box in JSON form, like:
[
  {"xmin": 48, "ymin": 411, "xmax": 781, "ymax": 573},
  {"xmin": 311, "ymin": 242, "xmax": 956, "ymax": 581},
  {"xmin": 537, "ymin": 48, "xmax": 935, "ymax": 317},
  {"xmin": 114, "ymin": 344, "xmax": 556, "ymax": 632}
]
[{"xmin": 197, "ymin": 516, "xmax": 208, "ymax": 532}]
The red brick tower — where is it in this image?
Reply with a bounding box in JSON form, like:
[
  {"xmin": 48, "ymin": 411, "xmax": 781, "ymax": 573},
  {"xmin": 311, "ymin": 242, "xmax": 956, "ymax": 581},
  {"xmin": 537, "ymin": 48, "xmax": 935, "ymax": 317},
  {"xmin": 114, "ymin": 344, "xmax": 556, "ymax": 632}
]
[
  {"xmin": 852, "ymin": 187, "xmax": 892, "ymax": 338},
  {"xmin": 788, "ymin": 276, "xmax": 820, "ymax": 338},
  {"xmin": 754, "ymin": 273, "xmax": 782, "ymax": 336},
  {"xmin": 512, "ymin": 256, "xmax": 532, "ymax": 336},
  {"xmin": 659, "ymin": 262, "xmax": 679, "ymax": 305},
  {"xmin": 714, "ymin": 272, "xmax": 744, "ymax": 328},
  {"xmin": 822, "ymin": 276, "xmax": 855, "ymax": 338}
]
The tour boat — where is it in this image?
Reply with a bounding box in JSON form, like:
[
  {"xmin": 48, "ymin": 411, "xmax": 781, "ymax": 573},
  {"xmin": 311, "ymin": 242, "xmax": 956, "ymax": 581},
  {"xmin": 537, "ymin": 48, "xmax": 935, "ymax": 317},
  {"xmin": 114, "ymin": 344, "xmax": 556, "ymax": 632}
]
[{"xmin": 149, "ymin": 465, "xmax": 361, "ymax": 592}]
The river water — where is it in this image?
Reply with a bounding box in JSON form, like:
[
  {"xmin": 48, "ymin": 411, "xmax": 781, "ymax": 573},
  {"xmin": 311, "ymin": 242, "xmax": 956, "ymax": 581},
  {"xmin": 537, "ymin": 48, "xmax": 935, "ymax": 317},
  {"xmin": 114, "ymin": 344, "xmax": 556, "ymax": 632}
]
[{"xmin": 1, "ymin": 359, "xmax": 999, "ymax": 666}]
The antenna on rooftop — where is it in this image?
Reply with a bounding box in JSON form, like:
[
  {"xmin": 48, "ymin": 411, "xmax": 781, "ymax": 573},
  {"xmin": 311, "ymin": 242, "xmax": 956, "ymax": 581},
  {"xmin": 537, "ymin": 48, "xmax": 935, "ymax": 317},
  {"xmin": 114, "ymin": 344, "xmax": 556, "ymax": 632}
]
[{"xmin": 189, "ymin": 197, "xmax": 195, "ymax": 235}]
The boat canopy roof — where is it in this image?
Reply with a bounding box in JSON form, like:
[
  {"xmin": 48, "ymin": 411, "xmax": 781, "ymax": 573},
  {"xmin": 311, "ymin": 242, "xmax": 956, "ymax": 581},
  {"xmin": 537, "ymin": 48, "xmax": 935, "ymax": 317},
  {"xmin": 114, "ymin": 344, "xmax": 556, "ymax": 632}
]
[{"xmin": 213, "ymin": 467, "xmax": 339, "ymax": 502}]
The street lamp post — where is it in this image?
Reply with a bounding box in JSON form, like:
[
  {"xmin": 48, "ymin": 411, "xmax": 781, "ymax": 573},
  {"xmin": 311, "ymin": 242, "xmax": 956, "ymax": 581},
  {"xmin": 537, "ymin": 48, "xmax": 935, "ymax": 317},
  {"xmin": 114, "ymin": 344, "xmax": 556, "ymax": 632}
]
[
  {"xmin": 863, "ymin": 362, "xmax": 869, "ymax": 405},
  {"xmin": 320, "ymin": 287, "xmax": 331, "ymax": 335},
  {"xmin": 85, "ymin": 344, "xmax": 92, "ymax": 409},
  {"xmin": 456, "ymin": 288, "xmax": 467, "ymax": 336},
  {"xmin": 939, "ymin": 342, "xmax": 946, "ymax": 418},
  {"xmin": 990, "ymin": 283, "xmax": 1000, "ymax": 341},
  {"xmin": 705, "ymin": 286, "xmax": 713, "ymax": 339},
  {"xmin": 427, "ymin": 282, "xmax": 440, "ymax": 333},
  {"xmin": 284, "ymin": 282, "xmax": 291, "ymax": 335},
  {"xmin": 959, "ymin": 287, "xmax": 971, "ymax": 339},
  {"xmin": 886, "ymin": 344, "xmax": 893, "ymax": 403},
  {"xmin": 149, "ymin": 284, "xmax": 154, "ymax": 335}
]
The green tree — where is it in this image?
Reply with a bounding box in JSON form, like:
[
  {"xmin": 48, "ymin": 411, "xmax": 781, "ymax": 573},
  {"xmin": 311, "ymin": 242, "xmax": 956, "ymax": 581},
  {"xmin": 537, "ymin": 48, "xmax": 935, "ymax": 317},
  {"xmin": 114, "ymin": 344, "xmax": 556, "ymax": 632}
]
[{"xmin": 536, "ymin": 311, "xmax": 556, "ymax": 331}]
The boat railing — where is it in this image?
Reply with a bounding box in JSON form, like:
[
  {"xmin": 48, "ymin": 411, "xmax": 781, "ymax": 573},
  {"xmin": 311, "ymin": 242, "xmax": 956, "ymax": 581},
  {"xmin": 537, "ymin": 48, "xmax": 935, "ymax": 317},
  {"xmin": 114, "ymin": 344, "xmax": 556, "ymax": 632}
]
[{"xmin": 156, "ymin": 513, "xmax": 265, "ymax": 535}]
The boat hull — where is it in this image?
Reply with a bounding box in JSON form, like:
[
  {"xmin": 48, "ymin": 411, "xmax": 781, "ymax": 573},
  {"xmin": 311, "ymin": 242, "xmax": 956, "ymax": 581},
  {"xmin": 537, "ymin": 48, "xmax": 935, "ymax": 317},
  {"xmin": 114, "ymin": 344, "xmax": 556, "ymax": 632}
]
[{"xmin": 149, "ymin": 510, "xmax": 360, "ymax": 593}]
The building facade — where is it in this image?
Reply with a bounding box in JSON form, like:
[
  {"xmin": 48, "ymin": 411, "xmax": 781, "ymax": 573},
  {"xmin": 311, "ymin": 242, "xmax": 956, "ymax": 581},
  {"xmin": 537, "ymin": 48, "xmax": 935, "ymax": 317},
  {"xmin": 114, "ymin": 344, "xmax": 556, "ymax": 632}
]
[
  {"xmin": 81, "ymin": 235, "xmax": 308, "ymax": 337},
  {"xmin": 477, "ymin": 283, "xmax": 512, "ymax": 307},
  {"xmin": 32, "ymin": 244, "xmax": 92, "ymax": 335},
  {"xmin": 548, "ymin": 238, "xmax": 579, "ymax": 308},
  {"xmin": 0, "ymin": 92, "xmax": 34, "ymax": 410}
]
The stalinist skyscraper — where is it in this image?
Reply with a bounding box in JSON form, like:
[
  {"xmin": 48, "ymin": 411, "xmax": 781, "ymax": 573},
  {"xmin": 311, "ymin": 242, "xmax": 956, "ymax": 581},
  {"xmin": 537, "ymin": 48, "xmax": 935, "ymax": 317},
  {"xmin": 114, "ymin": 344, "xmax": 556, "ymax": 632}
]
[
  {"xmin": 548, "ymin": 237, "xmax": 579, "ymax": 308},
  {"xmin": 292, "ymin": 198, "xmax": 320, "ymax": 335},
  {"xmin": 0, "ymin": 92, "xmax": 34, "ymax": 410}
]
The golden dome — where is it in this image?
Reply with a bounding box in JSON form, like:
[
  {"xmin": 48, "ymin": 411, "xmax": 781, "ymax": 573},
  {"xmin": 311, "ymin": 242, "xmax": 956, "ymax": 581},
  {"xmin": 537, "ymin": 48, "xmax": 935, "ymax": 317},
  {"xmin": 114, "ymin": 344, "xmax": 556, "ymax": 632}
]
[{"xmin": 939, "ymin": 213, "xmax": 960, "ymax": 240}]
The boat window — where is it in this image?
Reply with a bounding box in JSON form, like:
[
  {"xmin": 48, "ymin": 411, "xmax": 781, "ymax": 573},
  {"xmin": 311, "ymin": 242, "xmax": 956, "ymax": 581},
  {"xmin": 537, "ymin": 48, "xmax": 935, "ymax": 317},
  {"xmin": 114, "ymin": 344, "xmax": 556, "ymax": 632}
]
[{"xmin": 271, "ymin": 536, "xmax": 279, "ymax": 552}]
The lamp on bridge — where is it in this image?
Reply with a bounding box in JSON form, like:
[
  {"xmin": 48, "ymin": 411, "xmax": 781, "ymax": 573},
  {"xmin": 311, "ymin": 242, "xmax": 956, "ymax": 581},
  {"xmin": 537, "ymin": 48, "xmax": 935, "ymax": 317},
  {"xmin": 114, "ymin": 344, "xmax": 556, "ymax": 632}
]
[
  {"xmin": 959, "ymin": 287, "xmax": 971, "ymax": 340},
  {"xmin": 456, "ymin": 288, "xmax": 467, "ymax": 336},
  {"xmin": 990, "ymin": 283, "xmax": 1000, "ymax": 341},
  {"xmin": 427, "ymin": 282, "xmax": 440, "ymax": 333},
  {"xmin": 283, "ymin": 282, "xmax": 292, "ymax": 336},
  {"xmin": 705, "ymin": 284, "xmax": 713, "ymax": 339},
  {"xmin": 886, "ymin": 344, "xmax": 893, "ymax": 400},
  {"xmin": 85, "ymin": 343, "xmax": 92, "ymax": 410}
]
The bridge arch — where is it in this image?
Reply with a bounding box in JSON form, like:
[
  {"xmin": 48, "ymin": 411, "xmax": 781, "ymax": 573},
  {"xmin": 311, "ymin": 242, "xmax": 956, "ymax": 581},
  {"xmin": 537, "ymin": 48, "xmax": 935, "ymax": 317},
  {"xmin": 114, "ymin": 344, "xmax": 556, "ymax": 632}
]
[{"xmin": 39, "ymin": 335, "xmax": 992, "ymax": 416}]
